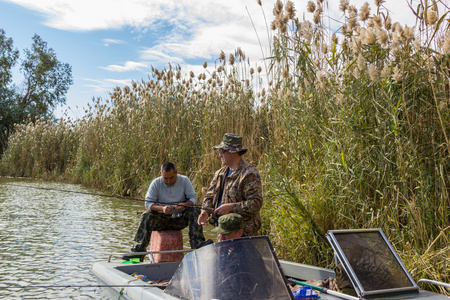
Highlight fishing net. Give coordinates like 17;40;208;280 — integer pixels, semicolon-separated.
328;229;417;297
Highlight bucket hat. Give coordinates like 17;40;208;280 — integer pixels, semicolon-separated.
213;133;247;154
212;213;243;234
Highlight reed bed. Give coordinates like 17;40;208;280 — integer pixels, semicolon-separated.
0;0;448;291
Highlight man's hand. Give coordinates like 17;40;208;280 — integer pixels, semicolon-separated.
214;203;233;215
174;200;193;211
162;205;174;214
197;210;209;226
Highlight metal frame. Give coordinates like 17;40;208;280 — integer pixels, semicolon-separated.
326;228;419;298
108;249;193;263
418;279;450;289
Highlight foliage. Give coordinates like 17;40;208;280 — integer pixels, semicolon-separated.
0;0;449;291
19;34;73;116
0;29;19;153
0;30;73;155
0;29;18;88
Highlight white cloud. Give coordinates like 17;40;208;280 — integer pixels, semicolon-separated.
104;78;132;85
149;20;265;62
4;0;249;31
139;49;184;65
101;61;148;72
103;38;126;46
5;0;165;31
83;77;132;93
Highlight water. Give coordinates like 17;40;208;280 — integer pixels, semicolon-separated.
0;178;216;299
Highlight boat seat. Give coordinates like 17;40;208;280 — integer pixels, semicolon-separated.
149;230;184;263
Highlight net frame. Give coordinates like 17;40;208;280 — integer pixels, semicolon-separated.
326;228;419;298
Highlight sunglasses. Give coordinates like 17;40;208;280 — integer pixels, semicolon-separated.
219;149;229;154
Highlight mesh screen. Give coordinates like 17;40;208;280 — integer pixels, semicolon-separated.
333;231;414;292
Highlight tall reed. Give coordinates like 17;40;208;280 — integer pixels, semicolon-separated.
259;0;449;287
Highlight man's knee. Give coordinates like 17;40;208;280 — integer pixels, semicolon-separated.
188;206;201;216
140;210;157;222
182;207;201;221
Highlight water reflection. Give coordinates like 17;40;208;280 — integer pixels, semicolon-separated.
0;178;216;299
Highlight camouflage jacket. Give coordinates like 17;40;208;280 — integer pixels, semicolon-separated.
202;159;263;236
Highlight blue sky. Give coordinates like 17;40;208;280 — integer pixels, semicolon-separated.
0;0;416;119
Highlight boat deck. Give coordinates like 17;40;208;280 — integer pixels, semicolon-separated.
92;258;450;300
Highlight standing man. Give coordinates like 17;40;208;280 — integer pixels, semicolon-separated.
197;133;263;237
125;162;211;261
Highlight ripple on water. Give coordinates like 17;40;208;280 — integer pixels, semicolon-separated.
0;179;143;299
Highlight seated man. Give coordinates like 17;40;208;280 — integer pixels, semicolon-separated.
212;213;244;241
124;162;212;260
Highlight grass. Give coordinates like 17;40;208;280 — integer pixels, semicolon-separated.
1;0;449;293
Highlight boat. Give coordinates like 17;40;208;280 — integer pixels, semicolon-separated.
91;230;450;300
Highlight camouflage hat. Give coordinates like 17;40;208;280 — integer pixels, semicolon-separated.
212;213;243;234
213;133;247;154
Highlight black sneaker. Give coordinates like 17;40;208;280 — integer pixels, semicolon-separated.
196;239;214;249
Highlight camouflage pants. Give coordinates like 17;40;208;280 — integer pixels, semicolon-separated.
131;207;205;251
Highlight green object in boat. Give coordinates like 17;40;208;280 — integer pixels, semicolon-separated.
122;257;141;264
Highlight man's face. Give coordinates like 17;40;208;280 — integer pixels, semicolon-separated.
219;149;235;166
161;169;177;186
218;229;243;242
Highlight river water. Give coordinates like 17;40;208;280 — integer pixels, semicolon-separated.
0;177;216;299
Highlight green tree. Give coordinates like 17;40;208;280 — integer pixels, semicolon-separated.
0;29;18;88
19;34;73;116
0;29;19;153
0;29;72;154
